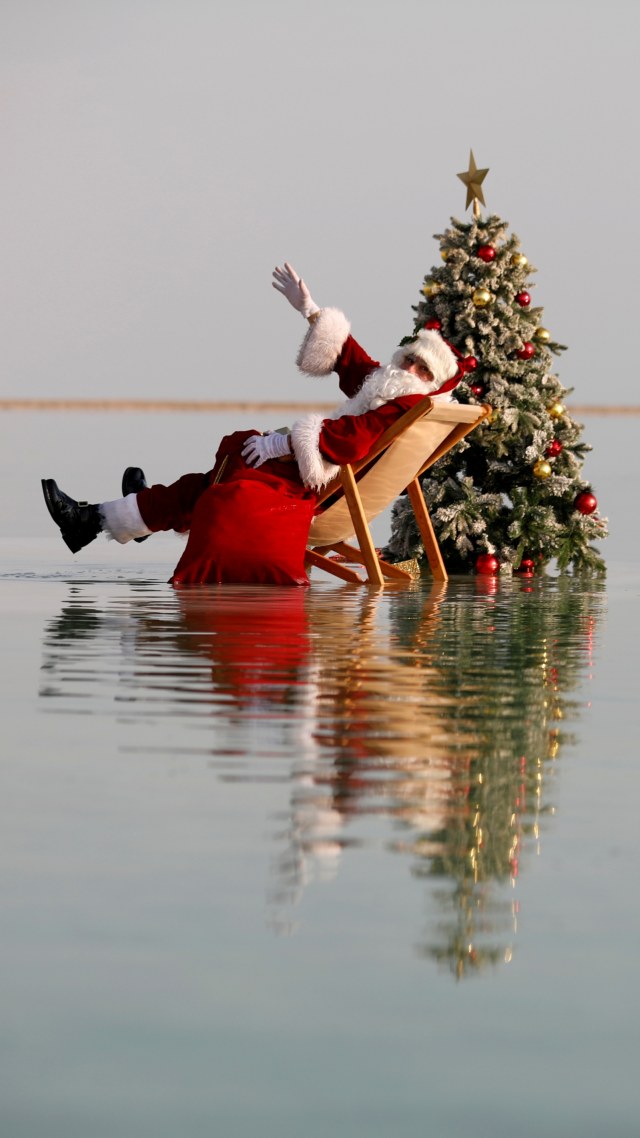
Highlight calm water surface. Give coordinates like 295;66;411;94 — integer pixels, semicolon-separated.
1;412;639;1137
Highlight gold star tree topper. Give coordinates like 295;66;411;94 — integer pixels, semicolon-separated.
457;150;489;216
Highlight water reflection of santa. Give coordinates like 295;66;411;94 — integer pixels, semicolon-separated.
171;585;469;916
117;582;467;905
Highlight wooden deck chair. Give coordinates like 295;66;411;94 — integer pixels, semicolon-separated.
305;396;490;586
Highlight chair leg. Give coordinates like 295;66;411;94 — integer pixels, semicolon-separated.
406;478;448;581
305;549;364;583
339;465;385;587
331;542;414;581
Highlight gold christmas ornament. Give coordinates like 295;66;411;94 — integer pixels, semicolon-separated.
440;249;451;262
511;253;528;268
533;459;552;479
422;282;442;298
391;558;421;579
547;401;565;420
535;327;551;342
472;288;493;308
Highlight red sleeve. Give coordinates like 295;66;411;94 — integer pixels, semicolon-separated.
318;395;423;465
334;335;381;398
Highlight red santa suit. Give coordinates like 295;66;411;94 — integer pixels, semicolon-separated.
127;309;462;586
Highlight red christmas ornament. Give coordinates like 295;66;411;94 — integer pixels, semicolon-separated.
475;553;499;575
545;439;563;458
517;342;535;360
470;383;485;398
477;244;496;263
462;355;478;372
575;491;597;515
424;319;441;330
515;291;531;307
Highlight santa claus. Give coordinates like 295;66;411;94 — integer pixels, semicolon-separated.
41;264;463;585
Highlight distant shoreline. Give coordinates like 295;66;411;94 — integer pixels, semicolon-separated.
0;399;337;413
1;399;638;415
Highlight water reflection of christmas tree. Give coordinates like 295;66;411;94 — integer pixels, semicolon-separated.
387;575;605;978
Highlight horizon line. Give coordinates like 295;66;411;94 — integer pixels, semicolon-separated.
1;398;638;416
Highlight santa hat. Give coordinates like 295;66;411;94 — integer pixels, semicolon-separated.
391;329;460;387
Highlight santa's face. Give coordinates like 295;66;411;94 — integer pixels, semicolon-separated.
402;357;434;384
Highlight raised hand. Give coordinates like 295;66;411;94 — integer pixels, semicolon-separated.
272;262;319;318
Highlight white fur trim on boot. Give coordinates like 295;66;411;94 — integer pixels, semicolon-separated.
99;494;152;544
291;412;340;491
296;308;351;376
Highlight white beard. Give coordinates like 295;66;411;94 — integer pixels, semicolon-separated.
327;364;441;419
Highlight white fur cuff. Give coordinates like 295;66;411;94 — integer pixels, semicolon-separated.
100;494;152;544
296;308;351;376
291;412;340;491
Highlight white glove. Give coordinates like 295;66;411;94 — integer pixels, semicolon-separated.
241;431;292;467
272;262;319;318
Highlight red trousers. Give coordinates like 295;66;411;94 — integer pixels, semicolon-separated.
136;472;211;533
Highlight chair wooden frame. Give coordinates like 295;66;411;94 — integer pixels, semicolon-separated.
305;396;490;586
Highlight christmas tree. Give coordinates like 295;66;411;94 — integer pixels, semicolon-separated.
384;152;607;575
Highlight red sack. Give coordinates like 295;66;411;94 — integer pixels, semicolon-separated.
170;478;316;586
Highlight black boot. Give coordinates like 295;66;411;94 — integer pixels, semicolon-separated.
41;479;103;554
121;467;149;543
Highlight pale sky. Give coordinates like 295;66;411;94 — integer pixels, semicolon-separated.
1;0;637;405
